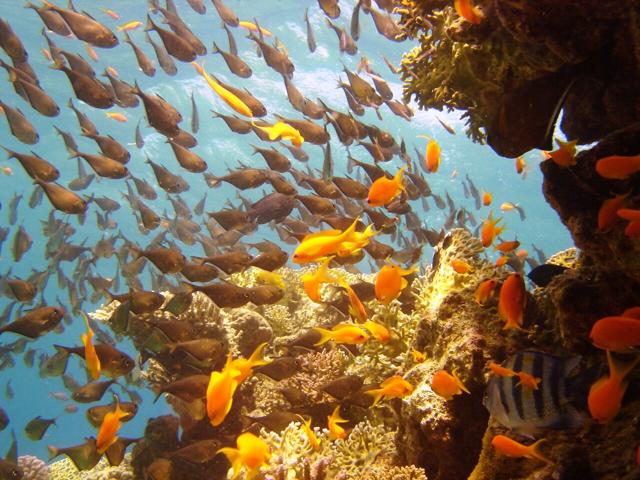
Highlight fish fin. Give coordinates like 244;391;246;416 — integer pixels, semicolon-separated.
312;327;333;346
144;14;155;31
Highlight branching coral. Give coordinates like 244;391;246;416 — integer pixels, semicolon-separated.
50;455;133;480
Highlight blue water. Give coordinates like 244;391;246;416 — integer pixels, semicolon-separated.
0;0;572;462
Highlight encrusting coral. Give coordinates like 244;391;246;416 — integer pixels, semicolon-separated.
49;455;133;480
18;455;50;480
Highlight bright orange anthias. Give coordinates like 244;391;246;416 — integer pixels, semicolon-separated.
301;257;337;302
475;279;497;304
218;432;271;480
367;166;406;207
451;259;472;274
588;350;639;423
96;396;129;455
597;192;629;232
366;375;414;405
491;435;552;464
417;135;441;173
547;138;577;167
81;314;101;380
589;316;640;352
516;372;542;390
313;323;369;346
431;369;469;400
498;273;527;330
482;191;492;206
488;361;515;377
375;261;416;304
481;211;505;248
595;154;640;180
454;0;484;24
293;218;360;264
207;354;240;427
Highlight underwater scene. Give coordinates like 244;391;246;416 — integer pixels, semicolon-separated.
0;0;639;478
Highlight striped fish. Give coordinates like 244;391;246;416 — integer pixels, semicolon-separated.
484;350;585;434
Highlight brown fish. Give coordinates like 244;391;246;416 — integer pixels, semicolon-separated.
182;281;249;308
206;169;268;190
51;61;114;109
318;0;340;19
107;290;165;315
211;110;252;134
25;3;70;36
211;0;239;26
209;73;267;117
0;99;38;144
251;145;291;172
212;41;251;78
123;31;156;77
6;278;36;302
67;98;97;135
157;6;206;56
291;170;340;198
385;99;413;120
167;338;226;367
0;18;28;62
332;176;369;199
48;438;102;471
0;306;64;339
43;1;118;48
245;285;283;305
35;179;88;214
247;31;294;79
1;146;58;181
70;149;128;179
166;139;207;173
102;69;139;108
208;209;251;230
9;74;59;117
145;15;196;62
59;49;95;78
144;32;174;76
170;440;221;464
198;251;253;274
274;115;329;144
55;342;134;378
320;375;364;399
24;415;56;441
131;175;158;201
249;193;295;224
131;82;182;136
296;194;336;215
263;170;298;195
326;18;357;55
132;246;186;274
254;356;298;380
145;157;189;193
155;374;208;402
11;226;32;262
80;131;130;164
180;262;219;283
249;248;288;272
247;410;301;432
365;5;404;41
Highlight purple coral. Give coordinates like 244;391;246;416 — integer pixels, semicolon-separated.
18;455;50;480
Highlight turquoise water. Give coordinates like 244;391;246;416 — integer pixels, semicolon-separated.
0;0;571;461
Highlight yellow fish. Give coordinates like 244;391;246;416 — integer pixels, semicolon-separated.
337;277;368;323
96;396;129;454
365;375;414;406
297;415;320;450
363;320;390;344
218;432;271;480
252;267;286;290
81;313;101;380
374;262;416;304
313;323;369;346
117;20;142;31
229;342;270;383
327;406;348;440
238;21;272;37
293;217;360;264
192;62;253;117
301;257;337;302
206;355;240;427
252;121;304;147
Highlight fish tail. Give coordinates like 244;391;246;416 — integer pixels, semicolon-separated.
312;327;333;346
364;387;383;406
528;439;553;464
204;173;220;187
211;42;220;54
67;147;80;159
144;14;155;32
47;445;59;460
180;281;196;294
0;145;14;157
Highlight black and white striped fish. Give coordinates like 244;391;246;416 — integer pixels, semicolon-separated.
484;350;587;434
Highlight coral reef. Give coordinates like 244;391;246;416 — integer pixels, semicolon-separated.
49;455;132;480
18;455;50;480
397;0;640;152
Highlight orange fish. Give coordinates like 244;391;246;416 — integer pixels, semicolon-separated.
498;273;527;330
106;112;128;123
495;256;508;267
516;372;541;390
297;415;320;450
515;156;526;175
117;20;143;31
229;342;270;383
41;48;52;62
412;349;426;363
495;240;520;253
588;350;639;423
363;320;390;344
625;220;640;238
374;262;416;304
96;396;129;454
597;192;629;232
293;218;362;264
313;323;369;346
515;248;528;258
595;155;640;180
81;314;101;380
454;0;483;24
589;316;640;352
301;257;337;303
100;8;120;19
367;166;406;207
206;355;240;427
85;43;98;62
547;139;577;167
617;208;640;221
474;279;497;304
488;361;515;377
450;259;472;274
1;166;13;176
481;211;505;248
106;66;119;78
491;435;552;464
431;369;469;400
482;191;492;206
417;136;441;173
366;375;414;406
327;405;348;440
218;432;271;480
338;278;368;323
623;306;640;319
